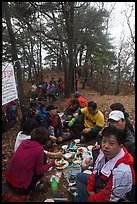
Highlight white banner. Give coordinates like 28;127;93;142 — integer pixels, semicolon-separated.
2;63;18;106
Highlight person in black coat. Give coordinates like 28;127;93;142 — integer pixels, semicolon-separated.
110;103;134;132
92;110;135;163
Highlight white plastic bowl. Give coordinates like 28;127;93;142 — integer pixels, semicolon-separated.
62;145;68;151
64;152;73;159
74;139;80;144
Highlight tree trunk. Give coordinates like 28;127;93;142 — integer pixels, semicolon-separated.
64;2;75;94
115;60;121;95
3;2;25;111
39;37;43;82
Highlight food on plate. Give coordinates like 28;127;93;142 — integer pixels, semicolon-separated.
77;147;87;153
73;159;81;164
55;158;69;169
55;158;66;166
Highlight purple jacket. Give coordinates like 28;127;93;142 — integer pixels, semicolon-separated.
5;139;54;189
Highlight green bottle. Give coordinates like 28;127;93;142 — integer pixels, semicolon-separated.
51;176;58;196
68;118;76;127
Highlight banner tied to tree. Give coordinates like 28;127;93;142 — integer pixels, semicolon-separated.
2;63;18;106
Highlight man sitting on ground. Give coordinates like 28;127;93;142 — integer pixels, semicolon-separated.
74;126;135;202
72;101;104;141
92;110;135;163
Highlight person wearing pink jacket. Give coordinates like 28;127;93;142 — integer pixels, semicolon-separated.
5;127;55;195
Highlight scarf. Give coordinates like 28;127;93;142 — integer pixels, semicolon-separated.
93;148;125;177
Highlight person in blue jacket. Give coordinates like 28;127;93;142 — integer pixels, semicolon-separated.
35;97;47;125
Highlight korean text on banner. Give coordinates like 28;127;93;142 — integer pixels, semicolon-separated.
2;64;18;106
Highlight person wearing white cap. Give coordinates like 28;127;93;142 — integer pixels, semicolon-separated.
108;110;125;121
92;110;135;161
110;103;134;132
108;110;135;159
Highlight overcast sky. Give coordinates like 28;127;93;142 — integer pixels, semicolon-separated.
42;2;135;63
107;2;135;48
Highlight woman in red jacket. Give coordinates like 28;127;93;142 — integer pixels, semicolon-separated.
74;126;135;202
5;127;55;195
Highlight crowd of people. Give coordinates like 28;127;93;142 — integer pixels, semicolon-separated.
29;77;64;104
2;89;135;202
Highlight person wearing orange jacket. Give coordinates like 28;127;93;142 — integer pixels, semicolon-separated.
74;91;87;108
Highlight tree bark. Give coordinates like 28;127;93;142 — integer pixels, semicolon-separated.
3;2;25;111
63;2;75;95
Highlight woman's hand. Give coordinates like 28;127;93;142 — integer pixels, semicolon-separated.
50;135;57;142
55;151;63;157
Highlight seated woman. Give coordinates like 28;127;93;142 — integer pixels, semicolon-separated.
14;118;39;152
74;126;135;202
14;118;63;161
5;127;56;195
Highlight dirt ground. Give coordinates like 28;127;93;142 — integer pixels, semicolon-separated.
2;84;135;202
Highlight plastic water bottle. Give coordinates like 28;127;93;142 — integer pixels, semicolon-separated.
68;118;76;127
48;126;55;136
51;176;58;197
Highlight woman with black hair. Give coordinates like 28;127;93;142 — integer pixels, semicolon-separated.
14;118;39;152
5;127;55;195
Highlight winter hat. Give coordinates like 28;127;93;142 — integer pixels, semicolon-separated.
74;91;80;98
